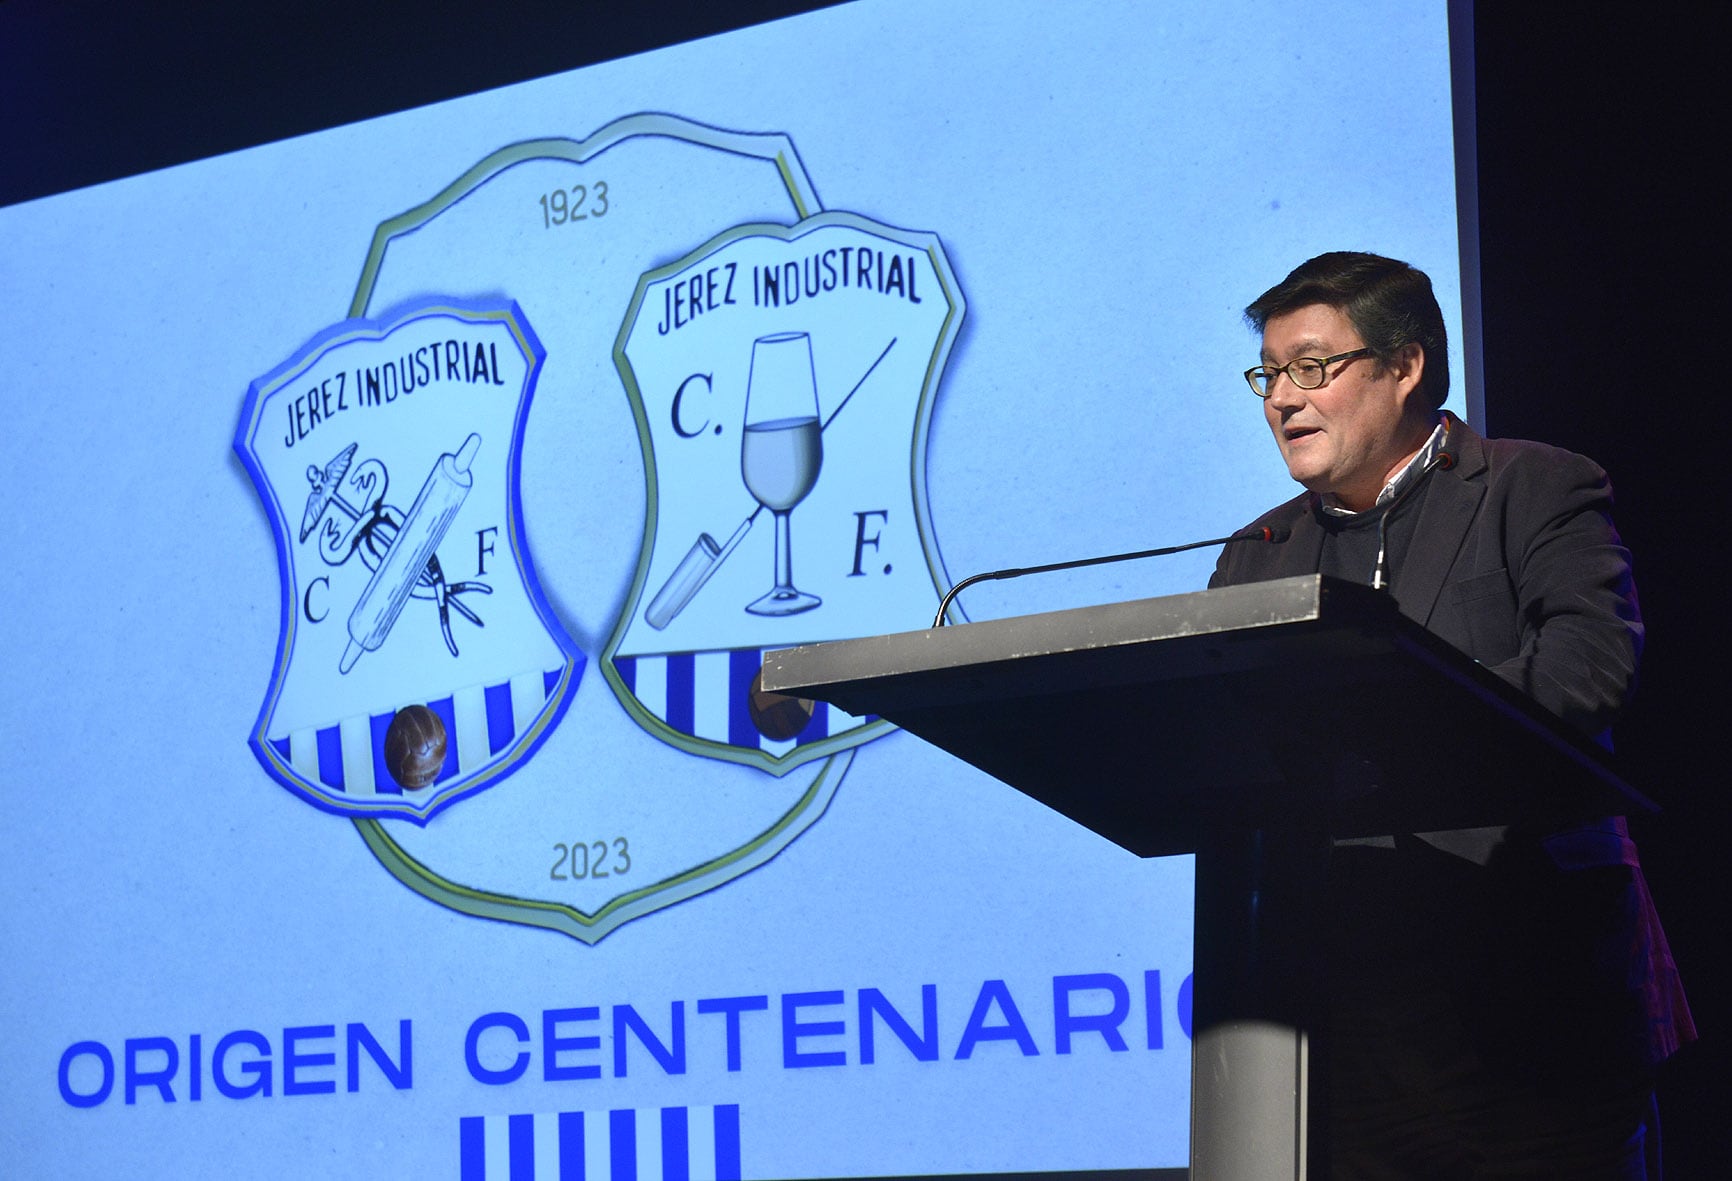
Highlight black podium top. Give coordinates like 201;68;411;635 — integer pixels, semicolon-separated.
762;575;1651;857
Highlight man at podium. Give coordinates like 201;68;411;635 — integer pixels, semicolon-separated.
1214;252;1692;1177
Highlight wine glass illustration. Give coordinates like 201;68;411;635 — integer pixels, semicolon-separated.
741;331;823;616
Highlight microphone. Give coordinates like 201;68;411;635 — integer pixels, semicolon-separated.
932;525;1291;627
1370;448;1456;590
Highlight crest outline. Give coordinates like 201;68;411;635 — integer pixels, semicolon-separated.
601;210;967;775
235;297;583;824
336;113;861;940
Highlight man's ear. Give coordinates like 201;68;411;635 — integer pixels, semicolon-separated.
1388;341;1426;410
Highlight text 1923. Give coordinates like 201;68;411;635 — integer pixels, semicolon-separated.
537;182;610;228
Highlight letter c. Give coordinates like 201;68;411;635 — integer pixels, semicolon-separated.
465;1011;530;1085
302;576;330;623
671;373;713;438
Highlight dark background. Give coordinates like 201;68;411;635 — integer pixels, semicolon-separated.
1473;8;1722;1173
3;0;1722;1172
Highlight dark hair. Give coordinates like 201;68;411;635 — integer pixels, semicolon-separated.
1245;252;1450;410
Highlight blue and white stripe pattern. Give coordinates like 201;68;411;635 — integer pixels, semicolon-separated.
458;1104;741;1180
269;667;562;799
614;650;843;753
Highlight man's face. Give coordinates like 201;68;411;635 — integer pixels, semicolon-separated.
1259;303;1426;511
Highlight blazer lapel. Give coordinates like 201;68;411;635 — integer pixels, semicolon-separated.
1401;421;1487;627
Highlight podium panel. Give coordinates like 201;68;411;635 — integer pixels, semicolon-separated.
763;575;1650;1180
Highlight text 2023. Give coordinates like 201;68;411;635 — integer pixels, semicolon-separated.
550;838;630;880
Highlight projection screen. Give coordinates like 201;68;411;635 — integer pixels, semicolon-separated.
0;1;1471;1175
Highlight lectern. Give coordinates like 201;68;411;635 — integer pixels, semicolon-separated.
761;575;1651;1180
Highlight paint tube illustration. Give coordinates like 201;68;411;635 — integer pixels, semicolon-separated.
644;509;762;629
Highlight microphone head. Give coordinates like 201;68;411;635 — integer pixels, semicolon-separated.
1232;525;1292;544
1435;450;1457;470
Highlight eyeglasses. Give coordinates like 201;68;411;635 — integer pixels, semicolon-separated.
1243;348;1373;398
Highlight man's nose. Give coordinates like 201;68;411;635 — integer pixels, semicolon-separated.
1265;373;1305;409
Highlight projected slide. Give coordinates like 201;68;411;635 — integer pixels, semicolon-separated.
232;117;968;944
0;1;1465;1177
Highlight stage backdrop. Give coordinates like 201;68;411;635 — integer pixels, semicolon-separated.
0;1;1468;1176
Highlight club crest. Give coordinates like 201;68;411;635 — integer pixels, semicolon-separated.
605;212;965;772
235;299;583;822
237;115;967;942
